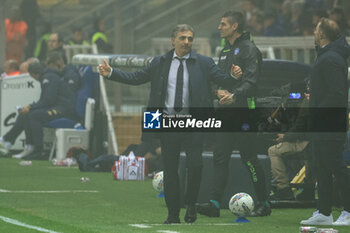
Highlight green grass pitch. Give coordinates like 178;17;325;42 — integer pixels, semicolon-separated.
0;158;347;233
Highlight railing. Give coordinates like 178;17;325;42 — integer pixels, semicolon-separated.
64;44;98;64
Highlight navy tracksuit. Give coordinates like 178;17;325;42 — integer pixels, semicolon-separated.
4;68;75;155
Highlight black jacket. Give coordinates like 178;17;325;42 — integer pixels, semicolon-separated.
217;31;262;106
108;49;234;109
30;68;75;115
63;64;81;93
308;36;350;138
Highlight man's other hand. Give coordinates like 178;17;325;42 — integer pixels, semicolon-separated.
219;91;235;105
231;64;242;78
216;89;231;99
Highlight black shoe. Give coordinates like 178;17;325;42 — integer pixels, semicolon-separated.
163;216;180;224
250;203;272;217
196;202;220;217
270;187;295;201
184;205;197;223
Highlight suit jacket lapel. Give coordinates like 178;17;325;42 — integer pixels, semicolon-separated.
159;50;173;107
186;51;198;103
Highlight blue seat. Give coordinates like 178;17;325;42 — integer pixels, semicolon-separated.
45;118;84;130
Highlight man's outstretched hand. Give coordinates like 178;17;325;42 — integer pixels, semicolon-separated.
99;60;112;77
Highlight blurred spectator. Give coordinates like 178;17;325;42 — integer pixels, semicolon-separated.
289;1;303;35
279;0;293;34
249;11;264;36
263;12;287;36
34;22;51;62
329;7;348;35
298;6;314;36
47;32;67;64
312;9;328;27
20;0;40;59
5;7;28;63
19;57;40;74
2;60;20;77
91;18;113;53
323;0;339;10
241;0;260;27
68;26;89;45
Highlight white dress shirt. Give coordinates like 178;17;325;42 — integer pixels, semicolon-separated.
164;52;190;114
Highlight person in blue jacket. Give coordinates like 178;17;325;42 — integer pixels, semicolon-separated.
0;53;75;160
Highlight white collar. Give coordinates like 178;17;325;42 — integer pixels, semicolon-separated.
173;51;190;60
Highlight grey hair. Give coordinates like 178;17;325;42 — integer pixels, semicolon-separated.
171;24;195;38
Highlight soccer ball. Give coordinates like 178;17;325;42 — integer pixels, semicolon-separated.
152;171;164;193
229;192;254;217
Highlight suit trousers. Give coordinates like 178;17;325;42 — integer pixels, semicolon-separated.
160;133;203;218
312;139;350;215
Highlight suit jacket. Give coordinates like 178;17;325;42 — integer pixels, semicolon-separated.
309;36;350;140
108;49;233;109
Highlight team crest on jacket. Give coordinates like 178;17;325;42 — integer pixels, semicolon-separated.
234;48;240;55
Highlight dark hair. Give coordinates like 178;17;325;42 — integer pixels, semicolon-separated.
171;24;195;38
318;17;340;42
222;11;245;33
28;62;43;75
46;51;64;65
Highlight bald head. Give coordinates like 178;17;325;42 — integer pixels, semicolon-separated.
314;18;341;47
4;60;19;74
318;18;340;42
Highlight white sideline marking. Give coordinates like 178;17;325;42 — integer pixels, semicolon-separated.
0;215;61;233
149;223;239;226
157;231;180;233
129;224;152;229
0;189;98;193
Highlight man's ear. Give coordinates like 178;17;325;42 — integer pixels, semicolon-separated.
232;22;238;31
171;38;175;47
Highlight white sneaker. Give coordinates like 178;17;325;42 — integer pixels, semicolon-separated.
333;210;350;226
0;140;10;156
300;211;333;225
12;145;34;159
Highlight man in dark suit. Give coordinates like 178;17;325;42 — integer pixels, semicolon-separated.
99;24;235;224
300;18;350;226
